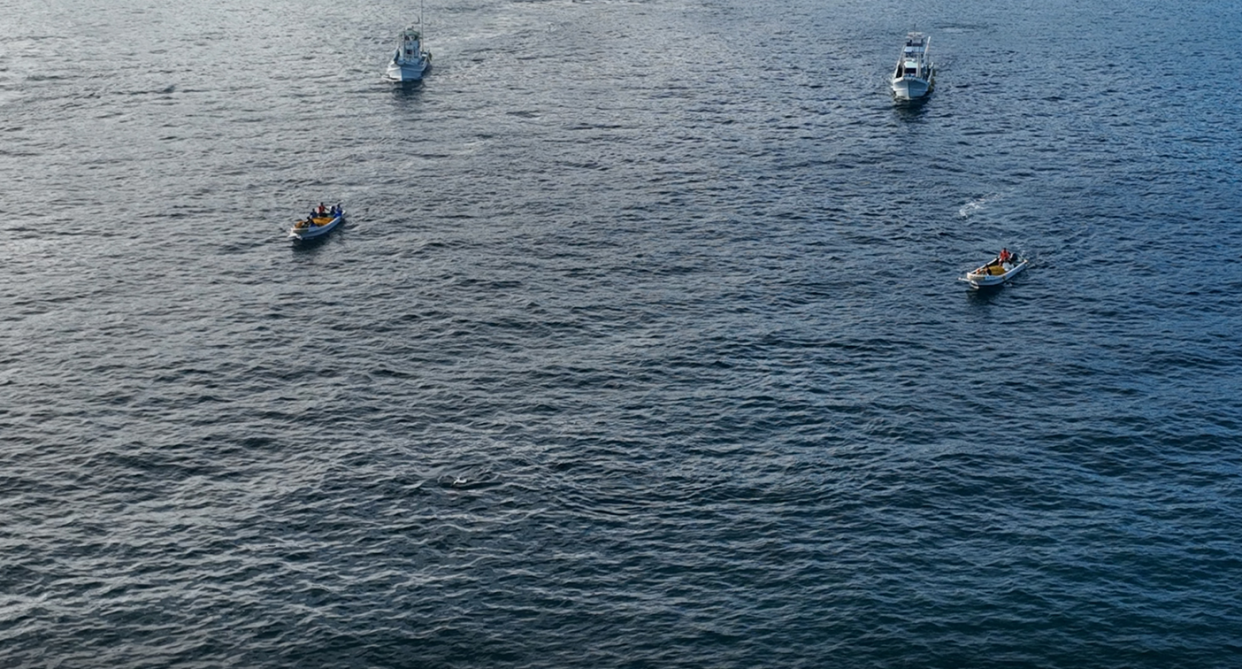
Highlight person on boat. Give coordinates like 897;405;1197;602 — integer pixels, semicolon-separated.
318;203;327;216
999;248;1011;264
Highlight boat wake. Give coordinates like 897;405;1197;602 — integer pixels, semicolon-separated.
958;192;1003;218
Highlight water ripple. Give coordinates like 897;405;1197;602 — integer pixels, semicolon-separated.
2;0;1241;666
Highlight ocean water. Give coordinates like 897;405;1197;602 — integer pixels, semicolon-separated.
2;0;1241;666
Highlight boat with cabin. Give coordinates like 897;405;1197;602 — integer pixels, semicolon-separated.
385;25;432;81
891;32;934;100
960;249;1028;289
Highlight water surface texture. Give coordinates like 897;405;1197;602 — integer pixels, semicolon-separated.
3;0;1241;666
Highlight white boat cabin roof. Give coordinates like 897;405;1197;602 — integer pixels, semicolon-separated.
902;33;929;54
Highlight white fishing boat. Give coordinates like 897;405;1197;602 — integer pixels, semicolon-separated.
891;32;934;100
960;250;1028;289
385;25;432;82
289;205;344;241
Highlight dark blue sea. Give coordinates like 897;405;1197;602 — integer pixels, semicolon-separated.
3;0;1241;666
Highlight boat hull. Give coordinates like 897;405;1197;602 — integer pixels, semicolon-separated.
891;75;932;100
386;59;430;82
290;214;343;241
961;260;1028;289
